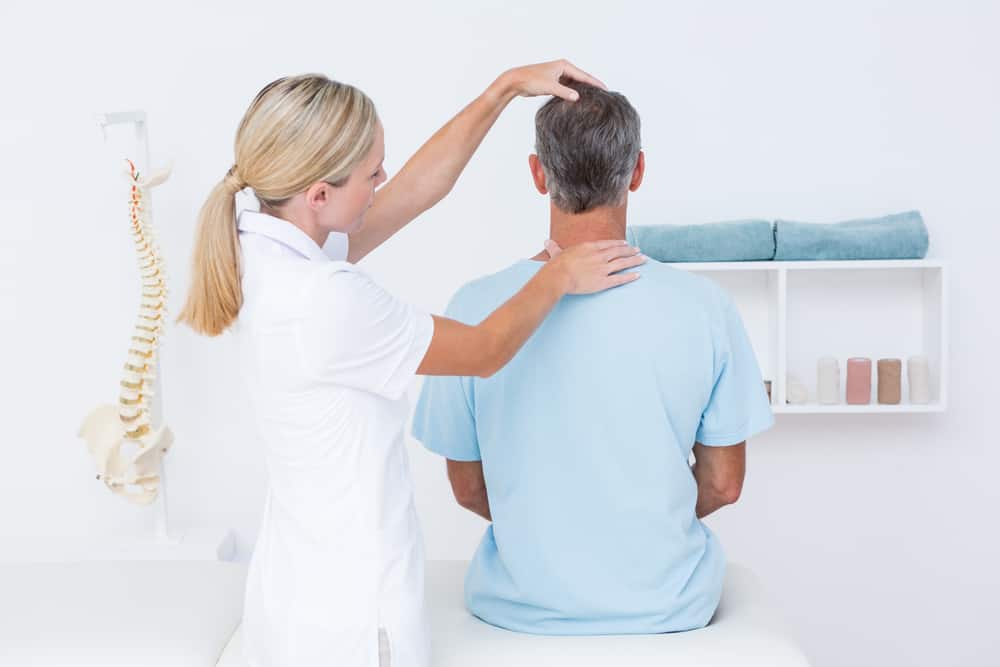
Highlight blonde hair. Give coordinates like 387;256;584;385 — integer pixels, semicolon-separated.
177;74;379;336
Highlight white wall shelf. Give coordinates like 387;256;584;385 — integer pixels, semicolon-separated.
667;259;949;415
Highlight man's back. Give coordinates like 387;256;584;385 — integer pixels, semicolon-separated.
413;257;774;635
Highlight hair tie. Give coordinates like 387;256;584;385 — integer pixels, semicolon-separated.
224;165;246;192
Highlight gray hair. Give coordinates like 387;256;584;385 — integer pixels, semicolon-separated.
534;82;641;214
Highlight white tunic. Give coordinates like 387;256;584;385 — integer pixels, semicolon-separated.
234;210;435;667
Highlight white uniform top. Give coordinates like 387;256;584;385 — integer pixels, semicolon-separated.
234;209;435;667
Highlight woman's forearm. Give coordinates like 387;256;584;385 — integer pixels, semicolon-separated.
417;260;570;378
400;72;519;205
347;72;518;262
417;240;641;378
473;261;571;377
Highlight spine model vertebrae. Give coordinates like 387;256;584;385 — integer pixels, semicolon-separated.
78;159;174;505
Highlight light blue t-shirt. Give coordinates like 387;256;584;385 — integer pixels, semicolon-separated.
412;258;774;635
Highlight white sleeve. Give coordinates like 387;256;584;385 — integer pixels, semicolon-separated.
298;266;435;400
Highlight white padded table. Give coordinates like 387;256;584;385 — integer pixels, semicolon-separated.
218;560;810;666
0;560;246;666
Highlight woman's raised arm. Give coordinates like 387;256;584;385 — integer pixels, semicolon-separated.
347;60;606;263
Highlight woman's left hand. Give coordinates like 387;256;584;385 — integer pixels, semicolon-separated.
501;59;607;101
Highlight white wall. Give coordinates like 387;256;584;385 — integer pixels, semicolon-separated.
2;2;998;665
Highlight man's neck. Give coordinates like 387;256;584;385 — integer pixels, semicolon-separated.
530;202;628;261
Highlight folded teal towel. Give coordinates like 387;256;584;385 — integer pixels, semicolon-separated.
774;210;928;260
625;220;775;262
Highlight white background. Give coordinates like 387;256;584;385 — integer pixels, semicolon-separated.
2;2;998;665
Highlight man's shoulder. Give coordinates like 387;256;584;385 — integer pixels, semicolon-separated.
631;260;729;302
445;258;731;322
446;261;539;321
627;261;737;336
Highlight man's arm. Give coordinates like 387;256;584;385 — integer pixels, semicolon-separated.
691;441;746;518
446;459;491;521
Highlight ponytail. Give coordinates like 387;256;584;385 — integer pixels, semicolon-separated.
177;74;377;337
176;169;245;336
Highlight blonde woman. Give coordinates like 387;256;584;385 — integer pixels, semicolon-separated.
178;61;645;667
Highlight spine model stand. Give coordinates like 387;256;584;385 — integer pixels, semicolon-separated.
78;159;173;505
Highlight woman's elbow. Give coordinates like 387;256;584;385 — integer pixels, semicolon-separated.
477;365;500;379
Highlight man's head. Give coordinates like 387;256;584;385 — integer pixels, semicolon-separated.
530;82;643;214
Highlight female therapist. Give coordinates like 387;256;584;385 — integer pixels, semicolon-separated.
178;61;644;667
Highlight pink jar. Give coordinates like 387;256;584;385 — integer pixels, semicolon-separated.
846;357;872;405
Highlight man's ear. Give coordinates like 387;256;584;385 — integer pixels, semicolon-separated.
528;154;548;195
629;151;645;192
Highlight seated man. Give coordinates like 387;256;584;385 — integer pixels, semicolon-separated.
412;82;774;635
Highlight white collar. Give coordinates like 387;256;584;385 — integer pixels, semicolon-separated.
237;209;347;262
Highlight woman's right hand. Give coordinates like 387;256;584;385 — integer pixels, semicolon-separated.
500;59;607;102
543;239;645;295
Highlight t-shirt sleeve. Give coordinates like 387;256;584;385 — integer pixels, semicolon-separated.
299;266;434;401
695;293;775;446
410;290;481;461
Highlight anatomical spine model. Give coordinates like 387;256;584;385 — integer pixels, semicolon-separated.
78;159;174;505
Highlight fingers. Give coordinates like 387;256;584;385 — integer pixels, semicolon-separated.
606;254;647;274
600;244;642;262
589;239;631;251
603;272;641;288
559;60;608;91
552;84;580;102
544;239;563;257
510;60;606;100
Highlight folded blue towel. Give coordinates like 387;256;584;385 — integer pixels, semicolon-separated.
774;210;928;260
626;220;775;262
